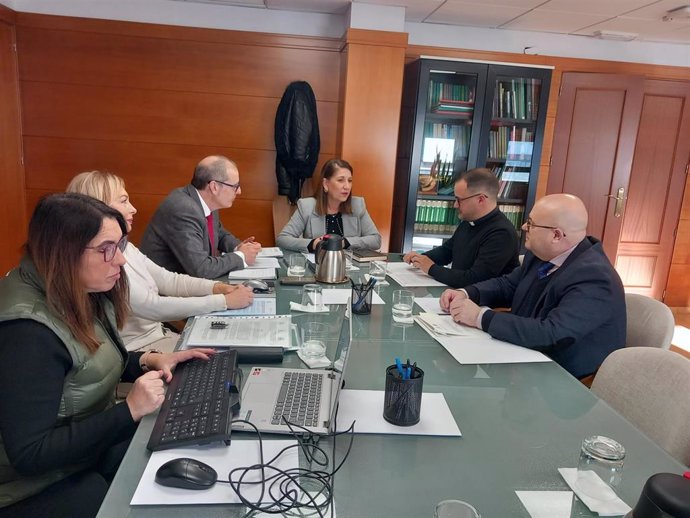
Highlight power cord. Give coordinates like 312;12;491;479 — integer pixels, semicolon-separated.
221;416;356;518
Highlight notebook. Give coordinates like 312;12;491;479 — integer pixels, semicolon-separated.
351;249;387;262
232;311;352;435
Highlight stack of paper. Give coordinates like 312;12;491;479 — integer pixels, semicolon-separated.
184;315;292;349
228;268;276;280
386;262;445;287
257;247;283;258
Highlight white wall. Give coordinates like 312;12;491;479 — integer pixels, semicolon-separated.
6;0;690;67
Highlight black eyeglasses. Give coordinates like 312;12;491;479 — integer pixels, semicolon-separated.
86;235;128;262
454;192;485;204
524;218;566;236
215;179;241;191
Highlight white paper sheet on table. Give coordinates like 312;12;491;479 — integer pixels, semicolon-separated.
515;491;572;518
386;262;445;287
131;440;299;505
302;253;315;264
208;298;277;316
416;313;552;364
335;389;461;436
559;468;632;516
245;257;280;269
228;268;277;280
322;289;385;305
257;247;283;258
414;297;444;314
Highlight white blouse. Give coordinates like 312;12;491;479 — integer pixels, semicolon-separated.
120;243;227;351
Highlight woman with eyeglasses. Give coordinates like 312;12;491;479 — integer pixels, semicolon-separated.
0;193;213;517
67;171;254;353
276;158;382;252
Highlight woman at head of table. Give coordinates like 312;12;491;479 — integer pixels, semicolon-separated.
276;158;382;253
0;193;214;518
67;171;253;353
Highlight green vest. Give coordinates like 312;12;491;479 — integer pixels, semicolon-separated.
0;258;127;508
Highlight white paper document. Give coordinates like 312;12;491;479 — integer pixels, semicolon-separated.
559;468;631;516
386;262;445;287
302;253;315;264
184;315;292;348
208;298;277;316
228;268;277;280
414;297;444;314
335;389;461;436
257;247;283;258
131;440;299;505
415;313;551;365
515;491;572;518
246;257;280;269
322;289;385;305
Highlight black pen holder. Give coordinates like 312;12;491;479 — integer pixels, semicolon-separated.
383;364;424;426
351;284;373;315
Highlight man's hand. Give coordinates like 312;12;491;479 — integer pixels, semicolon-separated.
449;298;481;328
403;251;421;264
410;254;434;274
440;289;467;312
224;285;254;309
237;241;261;265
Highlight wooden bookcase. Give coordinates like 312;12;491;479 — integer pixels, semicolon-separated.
392;58;551;252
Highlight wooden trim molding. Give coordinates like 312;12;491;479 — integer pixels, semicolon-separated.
0;3;16;24
342;28;408;50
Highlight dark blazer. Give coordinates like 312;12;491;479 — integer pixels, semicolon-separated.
465;237;626;378
140;184;243;279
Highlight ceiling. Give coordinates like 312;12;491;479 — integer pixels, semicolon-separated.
172;0;690;44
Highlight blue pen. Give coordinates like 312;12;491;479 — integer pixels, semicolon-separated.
406;367;412;380
395;357;405;378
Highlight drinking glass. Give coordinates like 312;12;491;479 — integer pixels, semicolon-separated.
392;289;414;323
288;254;307;277
302;322;328;359
301;284;323;311
434;500;481;518
571;435;625;517
369;260;388;283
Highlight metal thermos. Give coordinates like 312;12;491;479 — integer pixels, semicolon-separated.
314;235;346;284
624;472;690;518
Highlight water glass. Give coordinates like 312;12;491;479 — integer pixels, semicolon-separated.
392;289;414;323
369;260;388;282
287;254;307;277
301;284;323;311
434;500;481;518
302;322;328;359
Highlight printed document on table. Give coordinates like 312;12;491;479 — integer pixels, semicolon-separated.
415;312;551;364
131;440;298;505
302;253;316;264
414;297;444;314
322;289;385;305
208;297;276;316
245;257;280;269
336;389;461;436
228;268;276;280
184;315;291;348
257;247;283;258
386;262;445;287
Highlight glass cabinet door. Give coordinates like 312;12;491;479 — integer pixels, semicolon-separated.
410;64;486;252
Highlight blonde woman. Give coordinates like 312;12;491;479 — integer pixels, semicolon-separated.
67;171;253;352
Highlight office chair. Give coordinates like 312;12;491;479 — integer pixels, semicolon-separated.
591;347;690;467
625;293;675;349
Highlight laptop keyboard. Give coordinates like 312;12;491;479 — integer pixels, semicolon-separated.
271;371;323;427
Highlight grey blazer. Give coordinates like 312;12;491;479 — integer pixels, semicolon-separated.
276;197;382;252
140;184;244;279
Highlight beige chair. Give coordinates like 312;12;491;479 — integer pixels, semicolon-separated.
625;293;675;349
591;347;690;466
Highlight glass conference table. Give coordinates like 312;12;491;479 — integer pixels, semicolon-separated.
97;255;687;518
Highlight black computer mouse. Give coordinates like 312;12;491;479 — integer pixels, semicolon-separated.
155;458;218;490
242;279;270;293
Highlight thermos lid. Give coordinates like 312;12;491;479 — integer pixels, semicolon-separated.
629;473;690;518
320;234;344;251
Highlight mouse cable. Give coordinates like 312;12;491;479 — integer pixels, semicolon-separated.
221;418;355;517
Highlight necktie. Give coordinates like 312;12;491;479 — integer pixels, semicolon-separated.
537;261;554;280
206;214;216;256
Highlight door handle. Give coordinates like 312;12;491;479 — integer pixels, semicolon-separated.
604;187;626;218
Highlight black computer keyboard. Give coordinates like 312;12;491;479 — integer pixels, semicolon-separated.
147;350;242;451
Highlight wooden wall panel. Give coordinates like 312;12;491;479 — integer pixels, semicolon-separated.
16;15;341;249
0;15;26;274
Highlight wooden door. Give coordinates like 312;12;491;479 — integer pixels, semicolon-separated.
615;80;690;299
547;73;644;259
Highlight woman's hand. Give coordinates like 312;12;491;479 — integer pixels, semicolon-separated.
224;285;254;309
144;348;216;383
126;370;166;422
212;282;237;295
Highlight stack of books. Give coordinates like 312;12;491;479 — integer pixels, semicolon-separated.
351;249;387;262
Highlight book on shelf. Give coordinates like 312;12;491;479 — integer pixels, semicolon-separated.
498;204;525;233
351;249;387;262
428;80;475;109
414;199;458;234
493;77;541;121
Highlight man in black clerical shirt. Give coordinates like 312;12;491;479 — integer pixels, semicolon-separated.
403;168;519;288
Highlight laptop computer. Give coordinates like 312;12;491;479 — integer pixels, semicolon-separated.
232;312;352;435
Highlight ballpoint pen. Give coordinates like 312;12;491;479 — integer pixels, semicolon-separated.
395;357;405;378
